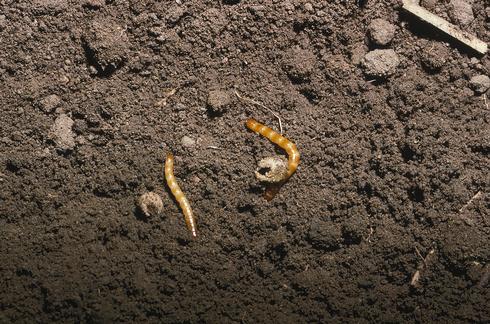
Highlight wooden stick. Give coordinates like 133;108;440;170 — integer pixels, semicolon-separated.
402;0;487;55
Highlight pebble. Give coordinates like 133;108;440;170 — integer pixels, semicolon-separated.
39;94;61;113
361;49;400;78
50;114;75;150
207;90;231;115
367;19;396;46
137;192;163;218
450;0;474;26
469;75;490;94
181;136;196;148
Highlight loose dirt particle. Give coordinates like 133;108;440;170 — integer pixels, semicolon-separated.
82;18;129;75
361;49;400;78
307;219;342;251
283;47;316;83
181;136;196;148
50;114;75;151
367;19;396;46
420;42;449;72
137;192;163;218
39;94;61;113
207;90;231;115
83;0;104;9
469;75;490;94
420;0;437;10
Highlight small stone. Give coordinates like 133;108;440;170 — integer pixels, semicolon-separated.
138;192;163;218
181;136;196;148
367;19;396;46
469;75;490;94
283;47;316;83
450;0;474;26
361;49;400;78
255;157;288;183
39;94;61;113
207;90;231;116
50;114;75;150
420;42;449;72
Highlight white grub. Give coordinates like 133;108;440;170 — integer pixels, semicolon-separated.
138;192;163;217
255;156;288;183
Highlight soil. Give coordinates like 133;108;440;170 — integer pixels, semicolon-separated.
1;0;489;323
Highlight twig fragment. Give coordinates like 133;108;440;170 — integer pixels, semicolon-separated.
234;90;283;134
459;191;483;213
410;248;436;287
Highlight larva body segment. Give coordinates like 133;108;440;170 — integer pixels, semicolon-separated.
246;118;300;200
165;153;197;237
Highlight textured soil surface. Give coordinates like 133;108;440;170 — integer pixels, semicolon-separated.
1;0;489;323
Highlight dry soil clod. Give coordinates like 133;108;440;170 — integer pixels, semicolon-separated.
361;49;400;78
207;90;231;115
367;19;396;46
50;114;75;151
39;94;61;113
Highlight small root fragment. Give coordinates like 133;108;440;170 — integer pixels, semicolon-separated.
234;89;283;134
410;248;436;287
459;191;483;213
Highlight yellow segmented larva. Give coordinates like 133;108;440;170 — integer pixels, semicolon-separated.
246;118;300;200
165;153;197;237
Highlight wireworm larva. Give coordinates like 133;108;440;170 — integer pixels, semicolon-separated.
165;153;197;237
246;118;300;200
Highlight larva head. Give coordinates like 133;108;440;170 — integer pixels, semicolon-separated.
165;152;174;165
246;118;259;130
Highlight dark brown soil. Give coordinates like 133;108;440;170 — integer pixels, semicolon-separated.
1;0;489;323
